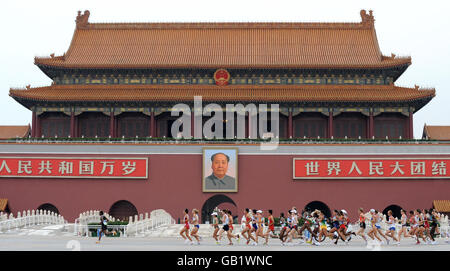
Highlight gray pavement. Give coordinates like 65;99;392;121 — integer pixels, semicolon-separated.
1;235;449;251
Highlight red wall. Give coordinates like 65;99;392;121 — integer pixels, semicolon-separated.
1;153;449;222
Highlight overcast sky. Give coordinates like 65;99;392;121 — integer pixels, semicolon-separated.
1;0;449;138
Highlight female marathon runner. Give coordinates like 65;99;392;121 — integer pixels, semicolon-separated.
180;209;193;244
227;210;240;244
217;210;232;245
385;210;399;245
190;209;201;245
266;210;277;239
211;212;220;244
278;212;288;242
367;209;384;243
397;209;410;242
356;208;368;244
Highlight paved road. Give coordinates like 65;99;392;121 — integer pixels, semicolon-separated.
0;235;449;251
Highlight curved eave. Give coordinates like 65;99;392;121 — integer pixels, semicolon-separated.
34;58;412;71
10;85;435;113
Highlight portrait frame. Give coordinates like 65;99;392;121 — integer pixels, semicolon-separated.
202;147;238;193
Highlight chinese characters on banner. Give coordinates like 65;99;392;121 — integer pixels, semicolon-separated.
0;157;148;179
293;158;450;179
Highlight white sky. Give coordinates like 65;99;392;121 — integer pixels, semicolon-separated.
1;0;449;138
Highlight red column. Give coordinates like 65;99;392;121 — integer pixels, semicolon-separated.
328;112;333;138
288;110;293;138
191;109;194;138
245;114;249;138
74;114;78;138
36;113;41;137
246;112;252;138
151;111;156;137
409;111;414;139
31;111;36;137
149;111;153;137
70;112;75;138
369;111;374;139
110;112;115;137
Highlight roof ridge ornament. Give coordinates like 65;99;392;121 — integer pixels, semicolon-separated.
360;9;375;27
76;10;90;29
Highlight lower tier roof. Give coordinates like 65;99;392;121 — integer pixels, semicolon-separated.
10;84;434;109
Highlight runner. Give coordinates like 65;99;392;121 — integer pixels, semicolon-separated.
335;210;350;245
429;209;438;245
415;209;427;244
217;210;233;245
278;212;288;243
341;210;355;241
397;209;411;242
367;209;384;243
190;209;201;245
96;211;117;244
266;210;277;239
227;210;240;244
423;209;433;244
316;211;328;244
211;212;220;244
385;210;400;245
255;210;267;245
327;210;341;241
241;208;256;245
250;209;259;245
281;210;292;245
298;210;317;244
356;208;368;244
285;209;298;245
179;209;193;244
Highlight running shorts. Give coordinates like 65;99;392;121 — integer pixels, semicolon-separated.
223;224;229;231
360;222;366;229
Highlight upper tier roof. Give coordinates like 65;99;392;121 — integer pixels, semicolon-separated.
34;10;411;70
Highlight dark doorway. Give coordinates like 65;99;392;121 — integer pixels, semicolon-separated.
201;194;237;223
109;200;138;221
382;204;403;219
37;203;59;214
304;201;331;218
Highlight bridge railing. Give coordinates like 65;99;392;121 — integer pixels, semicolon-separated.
125;209;176;237
0;210;66;233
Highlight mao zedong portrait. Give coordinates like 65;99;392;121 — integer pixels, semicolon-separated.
204;152;236;191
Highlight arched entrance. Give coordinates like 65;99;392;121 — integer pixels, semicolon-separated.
109;200;138;221
304;201;331;218
201;194;237;223
37;203;59;214
382;204;403;219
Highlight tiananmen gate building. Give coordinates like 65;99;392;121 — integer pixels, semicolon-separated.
2;10;449;222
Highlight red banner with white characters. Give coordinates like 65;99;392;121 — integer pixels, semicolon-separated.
293;158;450;179
0;157;148;179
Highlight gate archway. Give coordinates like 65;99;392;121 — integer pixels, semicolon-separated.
382;204;403;219
201;194;237;223
304;201;331;218
37;203;59;214
109;200;138;221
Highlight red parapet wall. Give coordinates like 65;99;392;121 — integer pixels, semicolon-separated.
1;152;449;222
